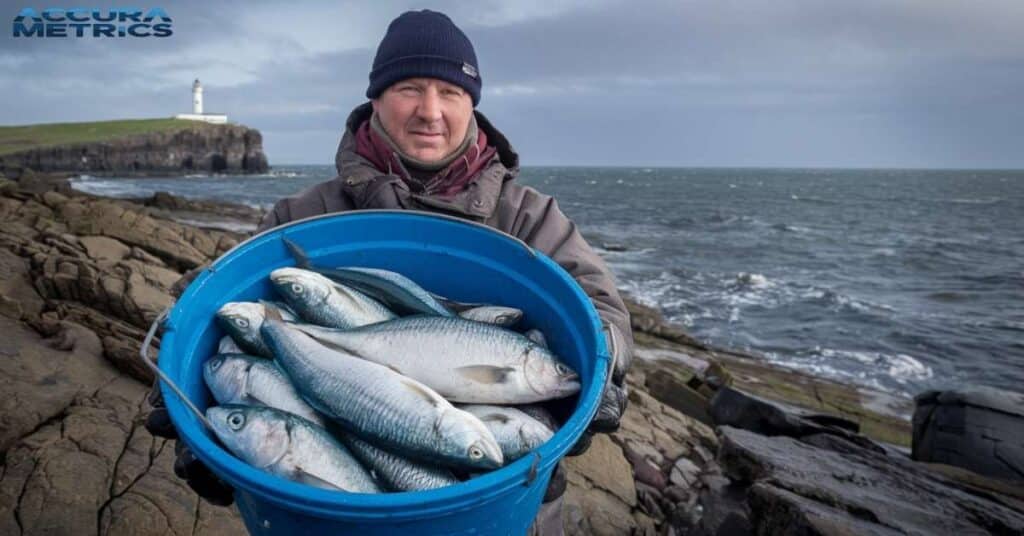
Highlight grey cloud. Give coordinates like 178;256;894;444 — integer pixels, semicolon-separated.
0;0;1022;167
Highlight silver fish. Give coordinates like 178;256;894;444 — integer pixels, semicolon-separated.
261;318;503;469
203;353;325;427
516;404;560;432
207;405;380;493
293;316;580;404
216;301;298;358
270;267;396;329
458;405;554;463
282;238;453;317
341;434;459;492
458;306;523;327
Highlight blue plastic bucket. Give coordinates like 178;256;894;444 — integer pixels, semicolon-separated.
159;210;610;535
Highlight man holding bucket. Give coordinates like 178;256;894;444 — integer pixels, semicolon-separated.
147;9;634;534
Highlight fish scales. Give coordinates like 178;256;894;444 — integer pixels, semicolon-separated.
207;405;380;493
261;318;503;469
293;315;580;404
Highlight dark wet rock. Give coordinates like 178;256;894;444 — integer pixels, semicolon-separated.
144;190;263;223
692;470;753;536
709;426;1024;535
135;191;264;233
709;386;869;447
913;387;1024;481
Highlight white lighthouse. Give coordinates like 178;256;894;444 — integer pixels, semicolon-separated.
192;78;203;114
175;78;227;124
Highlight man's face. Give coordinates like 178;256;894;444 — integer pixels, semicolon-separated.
372;78;474;163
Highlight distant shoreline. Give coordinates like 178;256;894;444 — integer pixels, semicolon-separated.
0;118;269;177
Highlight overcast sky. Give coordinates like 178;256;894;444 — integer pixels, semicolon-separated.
2;0;1022;168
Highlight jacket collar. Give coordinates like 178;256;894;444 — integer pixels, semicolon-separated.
334;102;520;219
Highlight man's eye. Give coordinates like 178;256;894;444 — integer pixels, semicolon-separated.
399;86;420;94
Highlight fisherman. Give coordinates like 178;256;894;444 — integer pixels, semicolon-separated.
146;9;633;534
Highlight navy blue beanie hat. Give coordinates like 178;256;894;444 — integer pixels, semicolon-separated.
366;10;481;106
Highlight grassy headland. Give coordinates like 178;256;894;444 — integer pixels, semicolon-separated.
0;118;214;155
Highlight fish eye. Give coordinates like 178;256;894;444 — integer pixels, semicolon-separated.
227;412;246;430
236;318;249;328
290;283;303;294
555;363;569;375
209;357;223;370
469;446;483;460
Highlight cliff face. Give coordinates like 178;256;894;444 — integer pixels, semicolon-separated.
0;122;269;176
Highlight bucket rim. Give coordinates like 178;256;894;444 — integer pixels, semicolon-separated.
160;210;610;519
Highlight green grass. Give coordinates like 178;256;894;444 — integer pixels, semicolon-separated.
0;118;216;155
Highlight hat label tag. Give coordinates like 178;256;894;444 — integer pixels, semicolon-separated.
462;62;478;79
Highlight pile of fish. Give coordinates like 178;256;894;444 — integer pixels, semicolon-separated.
202;239;580;493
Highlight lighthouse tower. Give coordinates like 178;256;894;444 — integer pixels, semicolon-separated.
175;78;227;124
192;78;203;114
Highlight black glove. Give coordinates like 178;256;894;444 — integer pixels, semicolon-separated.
566;322;631;456
542;462;567;503
145;382;235;506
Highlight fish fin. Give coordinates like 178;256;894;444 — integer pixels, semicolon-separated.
283;237;312;268
454;365;516;384
430;292;482;313
481;413;511;424
525;329;548;348
293;466;345;491
263;301;284;322
258;299;296;322
402;379;444;407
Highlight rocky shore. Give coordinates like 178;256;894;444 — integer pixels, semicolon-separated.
0;173;1020;535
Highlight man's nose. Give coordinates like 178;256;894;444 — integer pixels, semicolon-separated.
416;88;443;123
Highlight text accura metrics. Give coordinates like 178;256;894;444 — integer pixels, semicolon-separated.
12;7;173;38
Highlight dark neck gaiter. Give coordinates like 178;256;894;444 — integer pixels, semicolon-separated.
354;112;497;198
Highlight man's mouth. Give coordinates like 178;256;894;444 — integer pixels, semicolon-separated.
411;131;442;138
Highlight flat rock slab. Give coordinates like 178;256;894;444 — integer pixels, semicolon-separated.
0;373;246;536
715;426;1024;535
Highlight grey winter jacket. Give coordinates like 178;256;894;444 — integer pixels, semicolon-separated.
257;103;633;379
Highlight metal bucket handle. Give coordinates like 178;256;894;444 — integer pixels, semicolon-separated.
140;304;214;432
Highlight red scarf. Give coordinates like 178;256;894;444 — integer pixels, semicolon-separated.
354;119;497;198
